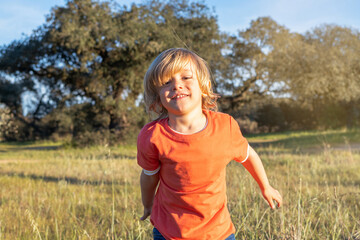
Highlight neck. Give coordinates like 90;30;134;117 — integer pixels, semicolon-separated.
168;109;206;134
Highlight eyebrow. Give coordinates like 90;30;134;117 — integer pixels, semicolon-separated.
181;73;193;77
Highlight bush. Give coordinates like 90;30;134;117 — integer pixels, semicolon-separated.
0;106;18;141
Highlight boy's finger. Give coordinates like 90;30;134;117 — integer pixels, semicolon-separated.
274;191;283;207
140;210;151;221
266;197;275;209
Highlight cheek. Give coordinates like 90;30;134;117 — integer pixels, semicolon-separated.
160;87;170;97
158;90;169;104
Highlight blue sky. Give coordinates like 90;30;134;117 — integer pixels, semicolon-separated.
0;0;359;46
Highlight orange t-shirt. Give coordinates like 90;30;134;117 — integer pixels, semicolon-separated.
137;110;249;239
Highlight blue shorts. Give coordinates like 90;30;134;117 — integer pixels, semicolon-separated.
153;227;236;240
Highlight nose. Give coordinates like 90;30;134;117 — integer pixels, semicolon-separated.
172;79;183;91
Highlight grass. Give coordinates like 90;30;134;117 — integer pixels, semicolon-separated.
0;129;359;239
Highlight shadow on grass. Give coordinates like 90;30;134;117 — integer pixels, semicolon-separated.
111;154;136;160
0;171;125;186
0;145;136;160
6;146;61;151
0;142;62;152
249;130;360;151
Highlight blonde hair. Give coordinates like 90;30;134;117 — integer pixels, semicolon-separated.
144;48;218;119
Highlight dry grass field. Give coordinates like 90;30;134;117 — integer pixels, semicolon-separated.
0;129;359;239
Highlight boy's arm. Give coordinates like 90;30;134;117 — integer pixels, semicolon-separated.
242;146;283;209
140;170;160;220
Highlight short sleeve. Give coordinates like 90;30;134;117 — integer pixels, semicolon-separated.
230;116;249;163
137;126;160;171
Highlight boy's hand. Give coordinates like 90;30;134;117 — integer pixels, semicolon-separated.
140;207;152;221
261;186;283;209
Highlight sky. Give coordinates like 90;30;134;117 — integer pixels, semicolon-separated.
0;0;359;46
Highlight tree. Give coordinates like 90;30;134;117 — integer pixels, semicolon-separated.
269;24;360;104
0;74;48;140
0;0;224;143
266;24;360;128
218;17;292;114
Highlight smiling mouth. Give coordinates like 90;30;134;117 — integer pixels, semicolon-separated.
172;94;189;100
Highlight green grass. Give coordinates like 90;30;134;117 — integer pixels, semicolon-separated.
0;129;359;239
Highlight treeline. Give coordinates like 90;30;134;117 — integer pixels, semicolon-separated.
0;0;359;145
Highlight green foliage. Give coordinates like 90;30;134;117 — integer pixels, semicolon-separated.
268;24;360;104
255;99;360;131
0;106;18;141
0;105;42;141
240;20;360;131
218;17;294;114
255;102;285;132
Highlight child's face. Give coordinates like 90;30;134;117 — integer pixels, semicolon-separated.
158;62;203;118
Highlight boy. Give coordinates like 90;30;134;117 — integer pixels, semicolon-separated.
137;48;282;239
